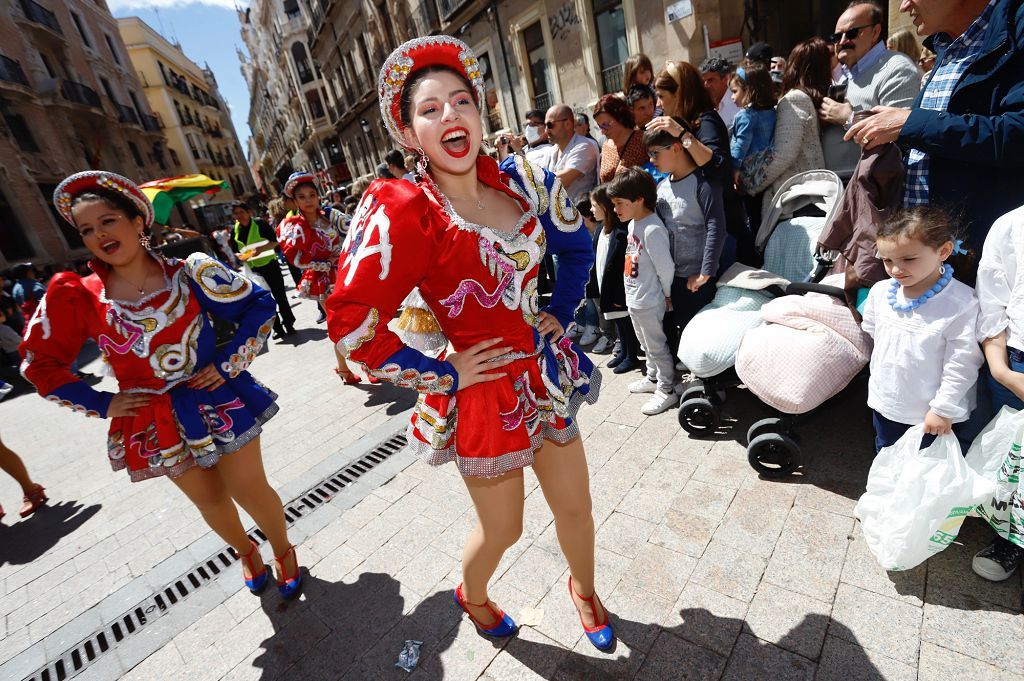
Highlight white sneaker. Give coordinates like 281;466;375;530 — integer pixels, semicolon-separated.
641;390;678;415
579;326;599;346
592;336;610;353
567;324;583;339
629;377;658;394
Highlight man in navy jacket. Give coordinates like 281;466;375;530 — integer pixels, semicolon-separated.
846;0;1024;253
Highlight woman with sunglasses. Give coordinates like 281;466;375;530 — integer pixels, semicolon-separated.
327;36;612;650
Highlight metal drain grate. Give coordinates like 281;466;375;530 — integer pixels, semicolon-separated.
24;431;408;681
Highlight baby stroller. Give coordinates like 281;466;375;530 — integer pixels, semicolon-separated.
735;274;871;477
677;170;844;436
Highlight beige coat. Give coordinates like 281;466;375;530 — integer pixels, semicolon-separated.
752;88;826;222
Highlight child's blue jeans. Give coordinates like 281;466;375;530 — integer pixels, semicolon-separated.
988;346;1024;412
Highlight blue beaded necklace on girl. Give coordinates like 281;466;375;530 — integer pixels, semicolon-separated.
887;264;954;311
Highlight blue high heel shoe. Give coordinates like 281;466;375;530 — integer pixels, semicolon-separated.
238;540;268;594
453;583;518;637
569;576;614;651
273;545;303;600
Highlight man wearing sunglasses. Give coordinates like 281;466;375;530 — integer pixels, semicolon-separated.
532;104;599;203
819;1;921;180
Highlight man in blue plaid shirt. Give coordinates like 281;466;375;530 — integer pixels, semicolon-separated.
845;0;1024;256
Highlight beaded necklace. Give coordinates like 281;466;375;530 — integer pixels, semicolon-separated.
887;265;953;311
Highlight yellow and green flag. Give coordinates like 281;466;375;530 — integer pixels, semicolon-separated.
139;174;228;225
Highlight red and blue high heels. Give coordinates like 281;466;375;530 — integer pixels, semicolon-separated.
273;545;303;599
453;583;518;637
569;576;614;651
238;540;268;594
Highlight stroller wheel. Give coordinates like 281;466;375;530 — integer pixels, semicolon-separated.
681;385;706;403
746;417;783;444
678;398;719;436
747;432;800;478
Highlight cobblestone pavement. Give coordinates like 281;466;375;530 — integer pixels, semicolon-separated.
1;287;1022;680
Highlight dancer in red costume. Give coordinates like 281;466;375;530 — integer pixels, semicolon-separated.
20;172;302;599
276;172;361;383
326;37;613;649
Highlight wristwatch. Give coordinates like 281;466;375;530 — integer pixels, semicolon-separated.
682;134;693;149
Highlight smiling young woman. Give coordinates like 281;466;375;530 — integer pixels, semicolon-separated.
325;36;613;650
19;171;302;599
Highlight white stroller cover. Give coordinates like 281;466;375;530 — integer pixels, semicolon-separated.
735;274;871;414
678;285;774;378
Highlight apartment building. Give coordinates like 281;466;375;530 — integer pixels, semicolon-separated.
118;16;255;227
0;0;167;268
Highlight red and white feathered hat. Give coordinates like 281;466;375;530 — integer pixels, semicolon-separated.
53;171;155;229
377;36;486;149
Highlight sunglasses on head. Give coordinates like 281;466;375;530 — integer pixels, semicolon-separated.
827;22;878;45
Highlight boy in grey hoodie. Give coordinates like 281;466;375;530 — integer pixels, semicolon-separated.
607;168;678;416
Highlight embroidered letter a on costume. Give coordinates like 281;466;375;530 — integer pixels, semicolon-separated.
341;191;393;286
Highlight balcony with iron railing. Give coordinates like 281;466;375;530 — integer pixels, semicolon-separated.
437;0;472;20
601;62;625;95
18;0;63;36
141;113;161;131
61;79;102;109
533;91;552;112
0;55;30;89
116;103;139;125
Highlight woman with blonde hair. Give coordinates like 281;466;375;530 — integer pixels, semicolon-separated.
887;28;922;65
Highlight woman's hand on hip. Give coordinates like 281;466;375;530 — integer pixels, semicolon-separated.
536;312;565;341
448;338;514;390
108;393;151;418
188;364;227;391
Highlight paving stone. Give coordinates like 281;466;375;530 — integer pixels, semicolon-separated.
606;580;675;653
120;641;187;681
500;544;571;602
556;633;646;680
793;476;861;518
657;430;716;465
840;528;925;606
480;625;569;681
595;512;656;560
668;479;737;522
649;508;719;558
396;544;459;597
619;542;696;603
917;641;1021;681
744;582;831;660
920;588;1024;674
410;618;506;680
714;489;792;558
663;582;748;655
763;507;854;602
831;583;922;665
635;630;728;680
691;454;752;489
815;634;917;681
690;539;768;602
721;633;816;681
923;518;1024;612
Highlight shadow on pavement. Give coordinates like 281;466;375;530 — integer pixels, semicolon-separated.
0;500;101;566
275;326;329;347
241;570;892;680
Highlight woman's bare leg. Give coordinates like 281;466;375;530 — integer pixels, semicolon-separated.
0;436;37;494
214;438;292;560
460;468;526;626
531;436;605;626
170;465;252;564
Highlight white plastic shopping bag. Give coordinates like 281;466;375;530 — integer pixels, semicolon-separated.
966;407;1024;547
855;425;996;570
239;263;270;292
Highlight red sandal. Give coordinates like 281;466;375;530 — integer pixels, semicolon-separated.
568;576;615;650
334;367;362;384
19;484;48;517
273;545;303;599
238;539;268;594
453;583;517;637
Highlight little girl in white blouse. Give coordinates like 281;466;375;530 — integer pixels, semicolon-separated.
861;207;984;454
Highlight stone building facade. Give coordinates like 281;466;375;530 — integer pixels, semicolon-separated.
0;0;167;268
117;16;255;227
248;0;913;186
239;0;348;197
